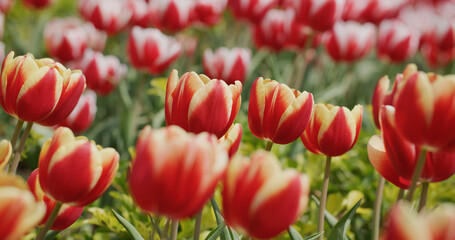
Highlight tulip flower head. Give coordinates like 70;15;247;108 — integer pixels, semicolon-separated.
23;0;55;8
0;139;11;171
248;77;314;144
377;20;420;63
223;150;310;239
129;125;228;219
58;90;97;134
38;127;119;206
288;0;346;32
219;123;242;158
0;0;13;12
203;47;251;85
0;52;86;126
194;0;228;26
228;0;278;23
149;0;195;32
79;0;133;35
165;70;242;139
129;0;153;28
371;73;402;129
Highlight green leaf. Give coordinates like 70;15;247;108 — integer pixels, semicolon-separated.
210;197;232;240
327;200;362;240
44;230;60;240
311;194;338;228
112;209;144;240
204;222;227;240
303;232;324;240
288;226;304;240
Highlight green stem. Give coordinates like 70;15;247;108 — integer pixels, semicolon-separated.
162;219;170;240
372;177;386;240
5;120;24;173
405;149;427;202
265;141;273;151
170;220;179;240
35;202;62;240
396;188;405;202
318;156;332;240
193;209;203;240
418;182;429;212
10;122;33;175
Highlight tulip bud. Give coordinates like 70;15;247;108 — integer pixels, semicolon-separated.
371;74;402;129
301;104;363;156
79;0;132;35
219;123;242;158
58;90;97;134
22;0;55;8
194;0;227;26
165;70;242;139
127;26;182;74
0;175;46;240
377;20;420;63
128;0;152;28
223;150;310;239
248;77;313;144
38;127;119;206
27;169;84;231
290;0;345;32
0;52;86;126
129;125;228;219
149;0;195;32
228;0;278;23
0;139;12;171
203;47;251;85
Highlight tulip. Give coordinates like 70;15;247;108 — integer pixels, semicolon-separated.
0;52;86;126
22;0;55;8
128;0;152;28
165;70;242;139
288;0;345;32
127;26;182;74
83;22;107;52
38;127;119;206
324;21;376;62
78;0;132;35
0;139;11;171
177;34;198;57
194;0;227;26
58;90;97;134
71;50;127;96
377;20;420;63
0;11;4;39
371;74;402;129
0;175;46;240
27;169;84;231
148;0;194;32
43;18;88;62
219;123;242;158
223;150;310;239
129;125;228;219
228;0;278;23
248;77;313;144
426;204;455;239
0;0;13;12
202;47;251;85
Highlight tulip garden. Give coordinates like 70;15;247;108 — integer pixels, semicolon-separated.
1;0;455;239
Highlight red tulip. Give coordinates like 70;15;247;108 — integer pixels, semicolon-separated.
0;0;14;12
129;125;228;219
0;52;86;126
127;26;182;74
194;0;227;26
22;0;55;8
248;77;314;144
165;70;242;139
301;103;363;156
0;139;11;171
223;150;310;239
38;127;119;206
58;90;97;134
324;21;376;62
79;0;132;35
149;0;195;32
371;73;402;129
362;0;409;24
27;169;84;231
83;22;107;52
219;123;242;158
0;175;46;240
71;49;127;96
128;0;152;28
228;0;278;23
377;20;420;63
289;0;345;32
203;47;251;85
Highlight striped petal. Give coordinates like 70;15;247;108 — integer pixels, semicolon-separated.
0;139;12;171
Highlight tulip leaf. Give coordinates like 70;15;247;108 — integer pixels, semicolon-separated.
210;197;233;240
311;194;338;228
112;209;144;240
204;221;227;240
327;200;362;240
44;230;60;240
303;232;324;240
288;226;304;240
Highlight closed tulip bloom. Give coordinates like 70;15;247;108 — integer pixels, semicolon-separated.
38;127;119;206
228;0;278;23
248;77;313;144
72;50;127;95
0;139;11;171
22;0;55;8
290;0;345;32
129;125;228;219
426;204;455;239
0;52;86;126
165;70;242;139
371;74;402;129
301;104;363;156
127;26;182;74
79;0;132;35
27;169;84;231
83;22;107;52
377;20;420;63
149;0;194;32
129;0;152;28
219;123;242;158
194;0;227;26
0;0;14;12
203;47;251;85
394;64;455;151
44;18;88;62
58;90;97;134
223;150;310;239
0;175;46;240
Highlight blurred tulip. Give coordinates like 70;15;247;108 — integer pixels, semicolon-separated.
0;175;46;240
371;73;402;129
38;127;119;206
165;70;242;139
194;0;227;26
27;169;84;231
83;22;107;52
127;26;182;74
177;34;198;56
228;0;278;23
203;47;251;85
79;0;132;35
219;123;242;158
377;20;420;63
288;0;345;32
301;103;363;156
363;0;409;24
0;11;4;39
423;16;455;52
248;77;314;144
324;21;376;62
149;0;194;32
421;41;455;68
129;125;228;219
0;139;11;171
44;18;88;62
22;0;55;8
58;90;97;134
394;64;455;151
223;150;310;239
71;50;127;96
128;0;152;27
0;52;86;126
0;0;14;12
426;204;455;239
